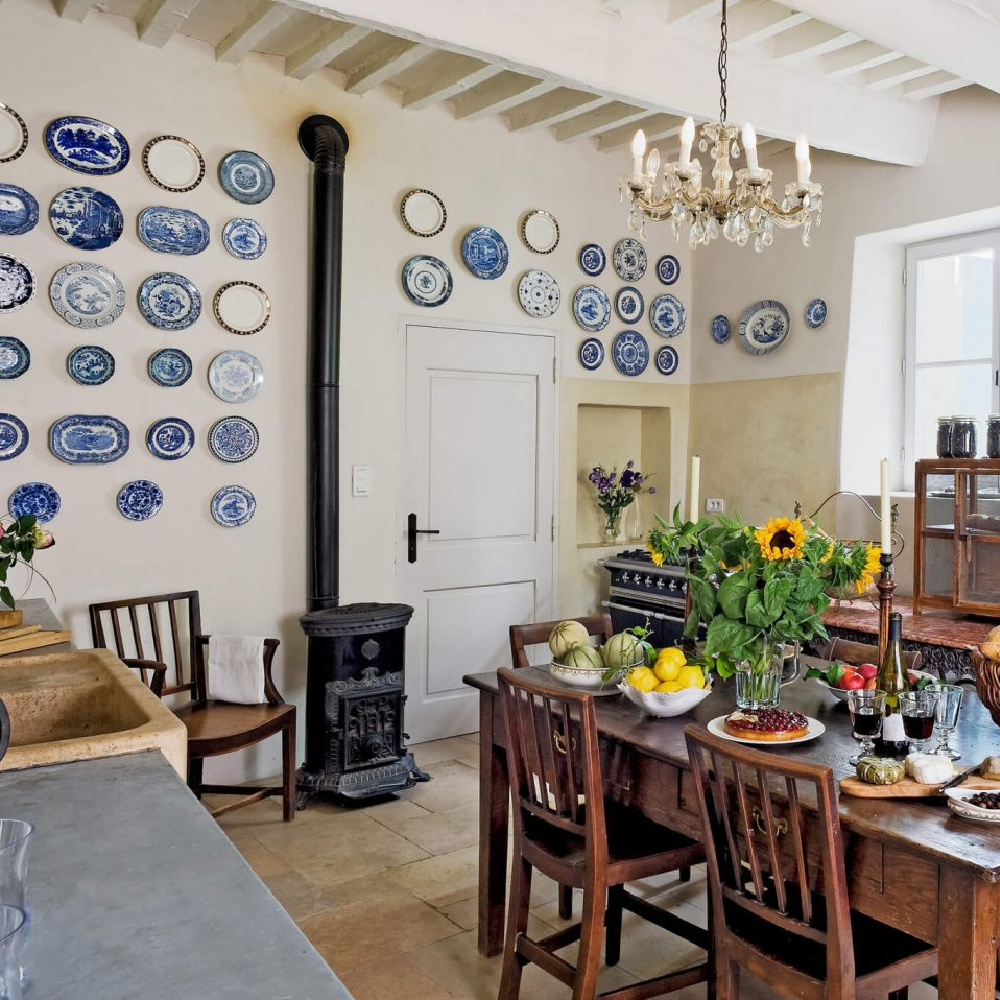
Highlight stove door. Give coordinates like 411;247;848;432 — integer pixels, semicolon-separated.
602;598;688;649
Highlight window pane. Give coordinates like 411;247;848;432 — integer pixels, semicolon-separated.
914;249;994;363
913;363;993;459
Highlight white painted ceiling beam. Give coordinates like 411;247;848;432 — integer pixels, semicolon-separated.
554;102;649;142
401;59;506;110
865;57;939;91
216;1;291;63
820;41;904;79
903;71;970;101
135;0;202;47
505;93;610;132
54;0;91;21
772;22;859;63
452;76;558;121
342;38;430;94
596;113;682;151
665;0;744;28
726;1;811;49
286;22;369;79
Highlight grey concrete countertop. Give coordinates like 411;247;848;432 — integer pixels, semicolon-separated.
0;751;353;1000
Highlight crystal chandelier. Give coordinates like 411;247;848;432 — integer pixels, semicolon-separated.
620;0;822;252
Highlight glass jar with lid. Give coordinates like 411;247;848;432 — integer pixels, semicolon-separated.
936;417;953;458
987;414;1000;459
951;416;978;458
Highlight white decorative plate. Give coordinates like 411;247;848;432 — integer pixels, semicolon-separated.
517;269;560;318
209;350;263;403
402;255;452;307
649;293;686;338
706;715;826;746
49;263;125;328
400;189;446;238
945;789;1000;824
521;210;559;254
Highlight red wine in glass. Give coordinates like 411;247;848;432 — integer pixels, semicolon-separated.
852;710;882;737
903;713;934;741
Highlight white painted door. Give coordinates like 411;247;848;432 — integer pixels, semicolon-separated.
401;323;556;742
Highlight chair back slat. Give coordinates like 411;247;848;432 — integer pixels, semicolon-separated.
755;766;787;913
784;778;813;924
509;615;613;670
147;603;163;663
730;760;765;899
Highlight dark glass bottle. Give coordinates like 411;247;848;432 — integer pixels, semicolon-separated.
875;613;910;756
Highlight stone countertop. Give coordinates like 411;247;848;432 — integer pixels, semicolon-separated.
0;751;353;1000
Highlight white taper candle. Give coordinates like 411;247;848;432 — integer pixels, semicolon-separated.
880;458;891;554
689;455;701;522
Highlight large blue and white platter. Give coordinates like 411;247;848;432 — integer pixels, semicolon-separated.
218;150;274;205
649;293;686;338
49;186;123;250
578;337;605;372
461;227;509;280
0;414;28;461
402;255;452;307
655;345;678;377
573;284;612;333
0;337;29;379
613;238;647;281
805;298;828;329
612;330;649;377
209;415;258;463
8;482;61;523
614;286;644;325
148;348;192;387
656;254;680;285
67;345;115;385
0;255;35;313
0;185;38;236
49;262;125;328
44;116;130;175
517;269;560;319
138;272;201;330
579;244;606;277
146;417;194;460
117;480;163;521
211;484;257;527
209;350;263;403
738;299;790;356
138;206;210;256
49;414;129;464
711;314;731;344
222;218;267;261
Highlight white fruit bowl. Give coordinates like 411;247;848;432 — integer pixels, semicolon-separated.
618;678;713;718
548;661;606;690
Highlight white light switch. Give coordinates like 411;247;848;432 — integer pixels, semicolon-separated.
706;498;725;513
352;465;371;497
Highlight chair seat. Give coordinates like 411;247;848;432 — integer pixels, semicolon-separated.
176;700;294;755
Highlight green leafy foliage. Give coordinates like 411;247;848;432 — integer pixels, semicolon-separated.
0;514;55;609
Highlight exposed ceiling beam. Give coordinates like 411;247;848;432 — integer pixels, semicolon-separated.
286;22;369;79
665;0;744;28
135;0;202;47
53;0;91;21
342;37;430;94
216;0;291;63
772;23;859;63
452;76;558;120
401;58;506;110
554;102;648;142
820;41;904;79
865;57;939;91
596;113;682;151
505;92;610;131
903;71;970;101
726;1;811;49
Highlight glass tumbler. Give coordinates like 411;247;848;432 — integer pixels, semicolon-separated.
900;690;938;753
928;683;963;759
848;689;885;765
0;822;32;909
0;904;26;1000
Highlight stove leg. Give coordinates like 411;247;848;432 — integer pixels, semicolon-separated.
403;751;431;783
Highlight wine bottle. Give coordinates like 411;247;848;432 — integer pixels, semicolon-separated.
874;612;910;756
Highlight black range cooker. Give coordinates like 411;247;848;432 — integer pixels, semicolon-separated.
599;548;690;647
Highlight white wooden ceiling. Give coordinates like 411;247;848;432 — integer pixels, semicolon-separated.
51;0;996;165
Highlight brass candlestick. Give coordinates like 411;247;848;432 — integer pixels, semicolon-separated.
876;551;896;664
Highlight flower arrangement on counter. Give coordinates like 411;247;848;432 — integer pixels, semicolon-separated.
0;514;55;610
588;460;656;540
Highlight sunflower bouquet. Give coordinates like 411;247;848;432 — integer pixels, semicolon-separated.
646;506;879;681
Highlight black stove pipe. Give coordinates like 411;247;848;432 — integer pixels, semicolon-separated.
299;115;350;612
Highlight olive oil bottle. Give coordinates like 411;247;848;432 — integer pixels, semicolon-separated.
875;612;910;755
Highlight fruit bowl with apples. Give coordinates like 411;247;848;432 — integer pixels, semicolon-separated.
807;661;936;702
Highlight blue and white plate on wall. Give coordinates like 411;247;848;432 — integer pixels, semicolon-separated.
0;414;28;461
209;350;264;403
614;286;644;325
738;300;790;356
8;482;61;523
148;348;193;387
461;227;509;280
44;116;130;175
146;417;194;460
613;238;647;281
656;254;680;285
711;315;731;344
402;255;452;307
0;337;29;379
518;270;560;319
578;337;605;372
612;330;649;377
50;414;129;464
0;255;35;313
67;345;115;385
218;150;274;205
117;480;163;521
0;185;39;236
138;206;210;256
138;272;201;331
222;218;267;260
649;293;686;338
573;285;612;333
805;298;828;329
212;485;257;527
579;244;606;277
49;263;125;328
209;416;259;463
655;345;679;377
49;186;123;250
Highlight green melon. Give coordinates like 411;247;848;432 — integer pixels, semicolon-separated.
549;620;591;659
563;644;603;670
601;632;643;671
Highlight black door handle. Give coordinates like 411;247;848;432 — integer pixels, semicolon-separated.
407;512;440;563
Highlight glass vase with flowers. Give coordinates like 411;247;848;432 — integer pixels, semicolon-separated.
0;515;55;610
588;461;656;543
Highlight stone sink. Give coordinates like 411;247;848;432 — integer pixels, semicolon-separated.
0;649;187;777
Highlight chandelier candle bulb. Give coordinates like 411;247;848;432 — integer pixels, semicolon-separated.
742;123;759;171
795;135;811;186
679;117;695;170
631;129;647;184
880;458;891;553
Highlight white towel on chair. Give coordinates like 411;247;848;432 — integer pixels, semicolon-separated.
207;635;266;705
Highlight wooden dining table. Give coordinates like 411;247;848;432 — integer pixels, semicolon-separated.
464;663;1000;999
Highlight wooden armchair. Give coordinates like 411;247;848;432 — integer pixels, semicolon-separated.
89;591;296;821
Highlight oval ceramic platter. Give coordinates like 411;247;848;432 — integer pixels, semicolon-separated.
222;218;267;261
8;482;61;523
614;286;644;324
0;103;29;164
578;338;605;372
49;186;123;250
209;415;259;463
49;263;125;328
0;255;35;313
148;348;192;387
739;300;790;356
209;350;263;403
805;298;828;329
656;254;680;285
578;244;606;277
138;206;210;256
212;485;257;527
655;345;678;376
461;227;508;280
402;255;452;308
44;116;130;175
707;715;825;746
649;293;686;338
218;150;274;205
117;480;163;521
67;345;115;385
518;270;560;319
612;330;649;377
613;237;647;281
0;184;38;236
573;285;612;333
146;417;194;460
712;315;731;344
0;337;29;379
0;414;28;461
49;414;129;464
138;272;201;331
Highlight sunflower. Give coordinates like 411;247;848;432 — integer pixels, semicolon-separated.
754;517;807;561
819;541;835;564
647;544;665;567
855;544;881;594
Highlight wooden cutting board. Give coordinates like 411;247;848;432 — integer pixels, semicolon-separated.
0;629;71;656
0;610;23;630
840;769;1000;798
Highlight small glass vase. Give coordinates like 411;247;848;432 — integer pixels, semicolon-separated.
734;640;786;710
601;509;625;544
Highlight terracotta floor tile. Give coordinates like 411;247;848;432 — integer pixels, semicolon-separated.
436;896;480;932
380;803;479;856
388;846;481;907
400;760;481;815
261;870;339;921
338;953;450;1000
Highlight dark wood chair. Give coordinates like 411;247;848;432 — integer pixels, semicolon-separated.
89;591;296;822
821;637;923;674
496;667;708;1000
684;723;937;999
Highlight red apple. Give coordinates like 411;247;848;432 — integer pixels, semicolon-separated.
858;663;878;680
842;673;865;691
908;671;919;686
836;669;860;690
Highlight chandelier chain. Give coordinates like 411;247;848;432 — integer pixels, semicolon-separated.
718;0;728;123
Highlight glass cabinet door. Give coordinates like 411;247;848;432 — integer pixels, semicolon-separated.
921;471;957;600
955;471;1000;609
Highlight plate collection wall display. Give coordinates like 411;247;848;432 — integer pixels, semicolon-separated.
222;218;267;261
0;103;28;164
148;348;193;387
146;417;194;460
0;254;35;312
655;345;679;376
44;116;129;175
656;254;680;285
208;350;263;403
50;414;129;464
213;281;270;335
0;337;29;379
67;345;115;385
613;237;647;281
578;338;605;371
400;189;446;238
805;298;828;329
137;205;210;255
0;184;38;236
614;286;644;324
711;314;731;344
212;485;256;527
49;262;125;328
520;210;559;254
579;244;606;277
402;255;452;308
649;293;686;338
573;284;612;332
49;186;123;250
142;135;205;193
738;299;790;356
117;480;163;521
218;150;274;204
138;271;201;330
209;415;259;463
461;227;509;280
8;482;61;523
517;269;560;319
0;414;28;461
612;330;649;376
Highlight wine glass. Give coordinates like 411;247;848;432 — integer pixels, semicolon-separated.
900;690;938;753
928;683;963;759
848;689;885;765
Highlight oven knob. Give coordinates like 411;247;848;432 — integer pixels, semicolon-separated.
621;572;630;583
644;575;652;587
656;579;665;589
668;579;677;591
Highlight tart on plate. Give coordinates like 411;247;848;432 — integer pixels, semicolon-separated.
723;708;809;742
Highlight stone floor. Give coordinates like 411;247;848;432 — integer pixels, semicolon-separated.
212;735;938;1000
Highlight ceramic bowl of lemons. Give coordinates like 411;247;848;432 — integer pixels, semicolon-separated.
617;648;713;718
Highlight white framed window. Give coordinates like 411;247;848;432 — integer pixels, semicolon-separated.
904;230;1000;486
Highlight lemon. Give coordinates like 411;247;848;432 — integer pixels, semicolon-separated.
653;659;682;683
628;667;658;693
655;680;683;693
656;647;686;668
677;665;705;690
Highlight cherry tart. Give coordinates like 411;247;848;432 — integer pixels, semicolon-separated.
723;707;809;742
